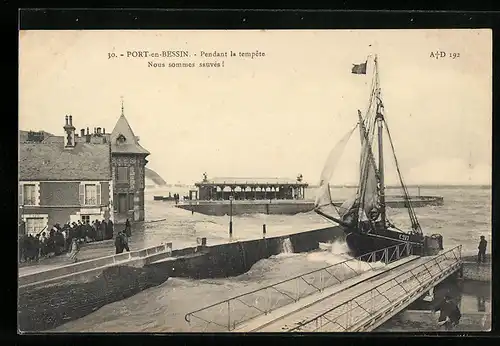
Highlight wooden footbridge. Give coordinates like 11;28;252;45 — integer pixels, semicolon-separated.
184;243;463;332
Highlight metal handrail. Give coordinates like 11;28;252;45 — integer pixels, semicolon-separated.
184;241;415;331
287;245;462;332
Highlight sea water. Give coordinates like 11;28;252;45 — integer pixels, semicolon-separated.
52;186;491;332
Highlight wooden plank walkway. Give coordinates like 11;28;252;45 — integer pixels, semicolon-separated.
237;252;460;332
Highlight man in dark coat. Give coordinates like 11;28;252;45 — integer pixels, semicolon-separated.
433;295;461;330
478;236;487;263
106;219;114;240
115;231;130;254
125;218;132;237
98;219;106;241
115;231;124;254
121;231;130;252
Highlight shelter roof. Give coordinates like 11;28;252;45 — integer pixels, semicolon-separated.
196;177;308;186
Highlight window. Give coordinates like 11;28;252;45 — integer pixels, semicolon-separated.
81;215;90;224
117;134;127;144
25;218;45;235
23;184;36;205
85;184;97;205
117;167;129;182
79;183;101;206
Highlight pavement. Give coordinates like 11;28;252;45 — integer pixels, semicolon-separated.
18;200;331;278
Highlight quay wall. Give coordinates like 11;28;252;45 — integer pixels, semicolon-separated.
18;226;344;331
462;262;491;282
175;196;444;216
149;226;344;279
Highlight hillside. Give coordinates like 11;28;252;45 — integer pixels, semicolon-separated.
145;167;167;186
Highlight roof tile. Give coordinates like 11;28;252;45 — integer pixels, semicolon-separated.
19;138;111;181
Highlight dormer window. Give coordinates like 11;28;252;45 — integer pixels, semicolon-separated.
116;134;127;144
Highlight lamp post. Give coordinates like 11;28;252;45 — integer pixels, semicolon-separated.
229;195;233;238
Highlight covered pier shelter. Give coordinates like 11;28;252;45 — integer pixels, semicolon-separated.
194;175;309;201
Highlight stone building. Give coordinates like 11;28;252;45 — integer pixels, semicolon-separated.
19;105;150;235
19;116;112;234
109;105;150;223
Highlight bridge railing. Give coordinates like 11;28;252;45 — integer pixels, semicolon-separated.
287;245;463;332
184;242;415;332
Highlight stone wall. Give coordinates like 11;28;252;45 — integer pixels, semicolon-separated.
176;202;315;216
18;265;167;331
149;226;344;279
462;261;491;282
18;226;344;331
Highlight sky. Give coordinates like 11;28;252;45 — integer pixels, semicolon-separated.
19;29;492;185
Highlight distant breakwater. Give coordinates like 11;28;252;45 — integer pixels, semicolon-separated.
174;196;444;216
18;226;344;331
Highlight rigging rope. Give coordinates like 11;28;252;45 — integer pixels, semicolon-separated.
383;117;422;234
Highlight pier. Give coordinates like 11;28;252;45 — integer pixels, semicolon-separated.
184;244;463;332
175;195;444;216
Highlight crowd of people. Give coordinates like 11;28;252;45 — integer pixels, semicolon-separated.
18;219;115;264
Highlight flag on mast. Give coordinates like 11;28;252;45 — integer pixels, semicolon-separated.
351;61;367;74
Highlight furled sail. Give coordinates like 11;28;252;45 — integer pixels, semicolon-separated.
356;109;381;223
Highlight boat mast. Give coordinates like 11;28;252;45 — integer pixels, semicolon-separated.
374;55;386;226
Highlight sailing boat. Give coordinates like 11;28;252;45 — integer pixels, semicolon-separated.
314;54;443;259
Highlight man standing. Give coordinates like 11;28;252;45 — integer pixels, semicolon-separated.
114;231;130;254
107;219;114;240
478;236;487;263
115;231;124;254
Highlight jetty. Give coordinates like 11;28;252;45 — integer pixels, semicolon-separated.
174;196;444;216
185;244;464;332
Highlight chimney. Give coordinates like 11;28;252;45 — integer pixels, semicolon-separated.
86;127;90;135
63;115;76;148
81;129;85;137
103;128;106;134
97;127;101;135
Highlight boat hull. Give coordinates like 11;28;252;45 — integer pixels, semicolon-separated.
345;228;442;260
345;228;425;260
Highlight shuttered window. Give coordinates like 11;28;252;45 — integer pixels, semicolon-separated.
117;167;129;182
79;183;102;206
19;183;40;206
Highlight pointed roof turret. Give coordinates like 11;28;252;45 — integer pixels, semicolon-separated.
110;97;150;155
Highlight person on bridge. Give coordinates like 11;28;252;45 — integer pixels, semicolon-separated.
478;236;487;263
433;295;461;330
